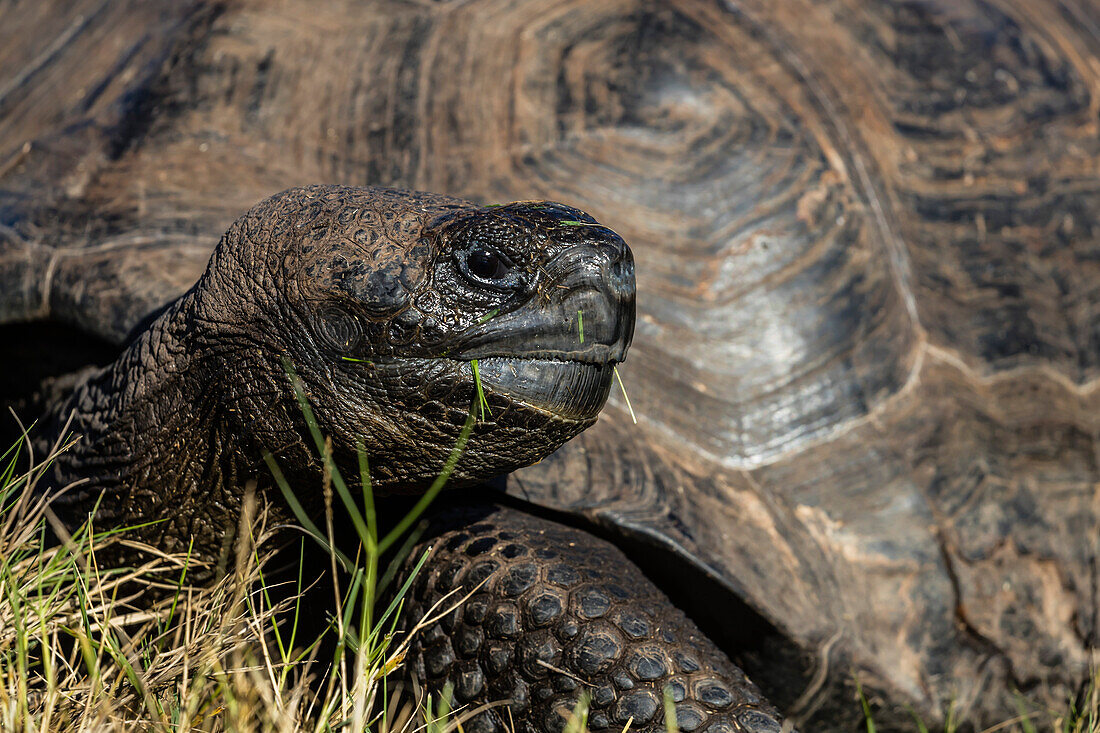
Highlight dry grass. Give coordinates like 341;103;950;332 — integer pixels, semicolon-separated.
0;426;460;733
0;363;510;733
852;671;1100;733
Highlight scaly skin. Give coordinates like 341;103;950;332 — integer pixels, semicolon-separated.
400;505;784;733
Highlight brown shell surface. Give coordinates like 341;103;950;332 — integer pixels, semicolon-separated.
2;0;1099;725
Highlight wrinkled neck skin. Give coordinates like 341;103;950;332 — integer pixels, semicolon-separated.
40;293;279;559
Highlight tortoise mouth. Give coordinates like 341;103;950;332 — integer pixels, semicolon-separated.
465;356;614;420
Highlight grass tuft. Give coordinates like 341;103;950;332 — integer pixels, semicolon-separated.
15;364;1100;732
0;360;479;732
858;672;1100;733
0;429;318;731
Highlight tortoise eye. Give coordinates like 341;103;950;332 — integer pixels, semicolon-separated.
457;245;519;291
466;247;511;282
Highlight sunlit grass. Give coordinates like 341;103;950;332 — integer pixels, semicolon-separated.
0;348;657;732
613;365;637;425
0;426;310;731
0;358;477;732
854;672;1100;733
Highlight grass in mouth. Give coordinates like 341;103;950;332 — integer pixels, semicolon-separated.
471;358;492;421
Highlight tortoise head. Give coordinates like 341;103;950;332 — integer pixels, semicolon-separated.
194;185;635;492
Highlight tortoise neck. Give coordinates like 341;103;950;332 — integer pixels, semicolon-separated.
44;294;246;555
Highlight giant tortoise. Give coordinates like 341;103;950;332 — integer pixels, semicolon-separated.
1;0;1099;729
4;179;792;733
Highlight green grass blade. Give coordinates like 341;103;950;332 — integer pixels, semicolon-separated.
905;705;930;733
855;677;876;733
374;547;431;633
471;359;491;421
357;443;377;546
376;521;425;597
476;307;499;325
563;693;591;733
663;686;680;733
1014;695;1038;733
377;408;475;554
262;450;354;569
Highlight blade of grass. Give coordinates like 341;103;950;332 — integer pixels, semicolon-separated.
613;365;637;424
471;360;490;421
905;705;930;733
562;693;591;733
377;408;476;554
357;443;377;549
262;450;353;570
372;548;432;642
476;308;499;325
376;522;425;598
855;677;876;733
664;686;680;733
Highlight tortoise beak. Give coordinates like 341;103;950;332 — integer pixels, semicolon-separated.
457;240;636;365
468;358;615;420
455;237;635;420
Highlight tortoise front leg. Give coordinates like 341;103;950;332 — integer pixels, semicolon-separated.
399;504;786;733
